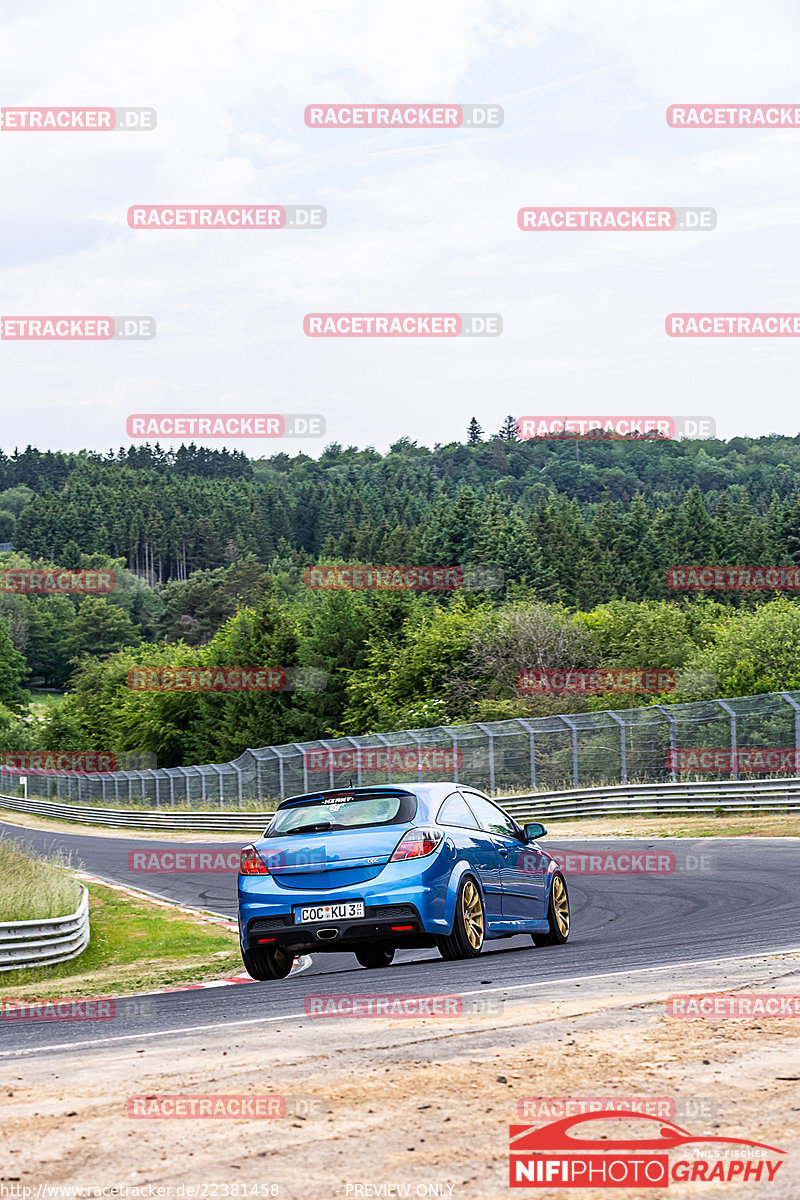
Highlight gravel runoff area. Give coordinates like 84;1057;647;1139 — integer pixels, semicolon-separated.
2;949;798;1199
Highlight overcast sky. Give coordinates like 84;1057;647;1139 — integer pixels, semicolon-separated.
2;0;800;456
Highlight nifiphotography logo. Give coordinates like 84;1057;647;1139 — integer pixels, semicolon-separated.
509;1111;785;1187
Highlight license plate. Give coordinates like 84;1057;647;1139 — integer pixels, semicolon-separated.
295;901;365;924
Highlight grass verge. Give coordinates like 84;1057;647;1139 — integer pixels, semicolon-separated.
0;882;241;1001
544;812;800;838
0;836;82;921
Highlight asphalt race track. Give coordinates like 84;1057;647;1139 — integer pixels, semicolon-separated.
2;819;799;1057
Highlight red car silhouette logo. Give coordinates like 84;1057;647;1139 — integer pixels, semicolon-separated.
510;1110;785;1155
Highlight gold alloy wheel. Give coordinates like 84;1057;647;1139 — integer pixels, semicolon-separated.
462;879;484;949
552;875;570;937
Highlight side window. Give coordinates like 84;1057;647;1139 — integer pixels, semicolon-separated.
437;792;480;830
462;791;522;840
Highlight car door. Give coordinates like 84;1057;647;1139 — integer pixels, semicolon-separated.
460;790;547;920
436;791;503;922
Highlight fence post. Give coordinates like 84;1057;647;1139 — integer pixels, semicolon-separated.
475;723;495;793
607;711;627;784
374;733;392;783
346;737;363;787
779;693;800;773
176;766;189;807
291;744;309;794
208;765;224;807
408;732;423;783
317;740;336;789
655;705;678;781
560;716;579;787
716;700;738;780
443;727;460;784
517;719;537;790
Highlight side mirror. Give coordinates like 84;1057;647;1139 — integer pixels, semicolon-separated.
524;822;547;842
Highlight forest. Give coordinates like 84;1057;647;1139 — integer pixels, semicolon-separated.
0;424;799;765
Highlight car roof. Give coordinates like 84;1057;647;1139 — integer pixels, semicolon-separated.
277;781;469;812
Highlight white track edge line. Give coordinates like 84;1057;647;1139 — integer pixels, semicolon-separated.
3;944;799;1059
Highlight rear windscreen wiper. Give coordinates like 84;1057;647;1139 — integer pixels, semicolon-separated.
286;820;332;834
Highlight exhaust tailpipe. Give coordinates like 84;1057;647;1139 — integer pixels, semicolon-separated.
316;927;339;941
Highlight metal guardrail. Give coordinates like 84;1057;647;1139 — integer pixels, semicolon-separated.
0;794;272;832
1;777;800;833
0;885;90;972
502;777;800;821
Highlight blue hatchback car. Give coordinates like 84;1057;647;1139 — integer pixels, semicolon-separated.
238;783;570;980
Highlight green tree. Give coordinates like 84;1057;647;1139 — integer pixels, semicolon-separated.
497;415;518;442
467;418;484;444
27;597;77;686
0;619;28;711
68;598;141;664
683;597;800;696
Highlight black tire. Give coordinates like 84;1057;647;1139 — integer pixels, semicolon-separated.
437;876;485;960
242;945;294;980
355;946;395;969
532;873;570;946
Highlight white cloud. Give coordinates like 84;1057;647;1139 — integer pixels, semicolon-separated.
1;0;799;451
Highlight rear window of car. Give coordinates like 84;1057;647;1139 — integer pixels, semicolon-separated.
266;791;417;836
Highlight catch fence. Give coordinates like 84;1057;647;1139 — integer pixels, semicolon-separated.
3;690;800;809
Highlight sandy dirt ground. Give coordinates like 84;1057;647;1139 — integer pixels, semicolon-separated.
2;951;798;1199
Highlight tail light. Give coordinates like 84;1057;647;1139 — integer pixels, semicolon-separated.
240;845;270;875
390;827;443;862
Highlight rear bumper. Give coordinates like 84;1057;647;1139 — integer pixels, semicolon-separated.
245;902;434;952
238;857;452;950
